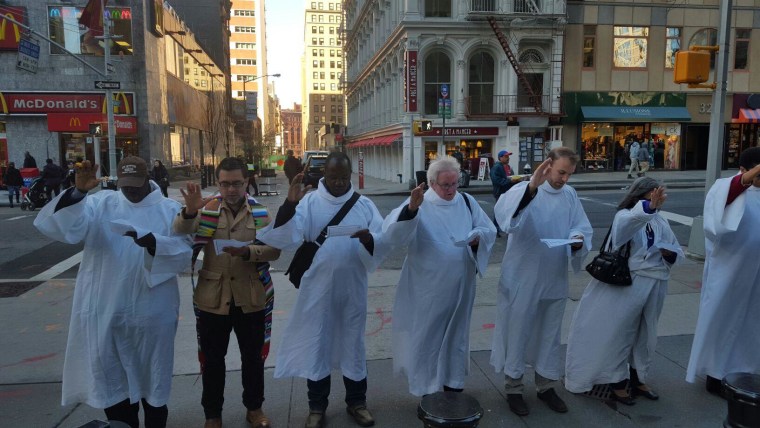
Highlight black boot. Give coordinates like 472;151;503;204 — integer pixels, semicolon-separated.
8;197;13;208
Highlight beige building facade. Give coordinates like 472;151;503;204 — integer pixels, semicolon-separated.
565;0;760;172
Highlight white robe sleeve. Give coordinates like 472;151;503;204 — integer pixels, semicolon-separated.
257;199;309;250
567;191;593;273
704;176;743;242
33;188;96;244
494;181;529;232
610;201;656;248
143;233;193;287
381;197;420;247
356;198;388;273
464;193;497;277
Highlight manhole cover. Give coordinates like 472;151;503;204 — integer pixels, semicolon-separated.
0;281;44;298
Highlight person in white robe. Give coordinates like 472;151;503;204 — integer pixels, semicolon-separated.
565;178;683;404
257;152;390;428
490;147;592;416
34;157;191;428
687;147;760;395
383;157;497;397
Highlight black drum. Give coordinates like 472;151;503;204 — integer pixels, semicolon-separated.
723;373;760;428
417;391;483;428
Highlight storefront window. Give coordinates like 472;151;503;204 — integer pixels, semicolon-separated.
650;123;681;170
48;6;134;56
581;123;614;171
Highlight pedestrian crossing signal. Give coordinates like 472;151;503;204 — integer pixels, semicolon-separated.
413;120;433;135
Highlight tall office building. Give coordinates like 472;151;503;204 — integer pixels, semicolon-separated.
302;1;345;150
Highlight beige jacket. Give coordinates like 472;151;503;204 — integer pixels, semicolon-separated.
173;201;280;315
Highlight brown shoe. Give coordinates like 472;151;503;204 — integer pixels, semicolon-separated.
304;410;325;428
247;408;271;427
204;418;222;428
346;404;375;427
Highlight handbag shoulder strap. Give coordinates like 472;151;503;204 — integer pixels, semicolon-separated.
600;224;632;257
315;191;361;246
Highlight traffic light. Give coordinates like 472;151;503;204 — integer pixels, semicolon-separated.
89;123;102;136
673;50;710;85
413;120;433;135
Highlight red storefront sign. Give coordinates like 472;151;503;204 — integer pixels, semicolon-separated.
417;127;500;137
47;113;138;135
0;6;26;50
405;50;418;112
0;91;136;115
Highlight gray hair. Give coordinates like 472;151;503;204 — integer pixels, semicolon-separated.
618;176;661;210
427;157;460;184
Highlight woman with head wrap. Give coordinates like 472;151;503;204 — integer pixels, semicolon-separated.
564;177;684;404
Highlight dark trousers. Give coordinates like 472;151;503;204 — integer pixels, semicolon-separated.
7;186;20;204
307;375;367;412
104;398;168;428
45;183;61;201
197;306;265;419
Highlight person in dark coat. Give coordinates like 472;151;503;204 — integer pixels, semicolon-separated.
150;160;170;197
42;158;64;200
283;150;302;184
3;162;23;208
23;151;37;168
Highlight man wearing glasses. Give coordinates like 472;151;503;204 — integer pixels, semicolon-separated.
383;157;497;397
174;157;281;428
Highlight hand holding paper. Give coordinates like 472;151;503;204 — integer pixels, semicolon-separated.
540;238;583;248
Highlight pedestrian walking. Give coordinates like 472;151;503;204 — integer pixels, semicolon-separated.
283;150;302;184
565;177;683;404
490;147;592;416
257;151;389;428
687;147;760;396
33;157;191;428
627;140;641;179
3;162;23;207
637;142;651;176
383;157;497;397
174;157;281;428
491;150;523;236
150;159;170;197
42;158;64;200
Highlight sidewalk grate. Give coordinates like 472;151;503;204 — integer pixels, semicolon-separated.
0;281;44;298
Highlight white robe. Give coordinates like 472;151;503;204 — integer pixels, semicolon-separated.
565;201;684;393
687;177;760;382
383;190;496;396
490;181;592;380
33;183;192;408
257;181;387;381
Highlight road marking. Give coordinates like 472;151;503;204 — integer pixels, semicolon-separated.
579;197;694;226
6;215;31;221
30;251;83;281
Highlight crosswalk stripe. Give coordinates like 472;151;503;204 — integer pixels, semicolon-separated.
6;215;31;221
579;197;694;226
30;252;83;281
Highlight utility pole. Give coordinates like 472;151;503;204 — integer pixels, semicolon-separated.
102;0;117;182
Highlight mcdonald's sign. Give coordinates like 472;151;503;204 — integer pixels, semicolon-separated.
0;91;135;115
0;6;26;51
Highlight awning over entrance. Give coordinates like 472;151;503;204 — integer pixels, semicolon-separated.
734;108;760;123
346;133;402;148
580;106;692;122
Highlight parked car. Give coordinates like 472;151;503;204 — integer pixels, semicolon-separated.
302;154;328;188
302;150;330;166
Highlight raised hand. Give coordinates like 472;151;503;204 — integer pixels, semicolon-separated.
741;163;760;186
648;186;667;210
74;160;101;193
408;182;425;211
528;158;553;193
287;173;312;203
179;182;215;215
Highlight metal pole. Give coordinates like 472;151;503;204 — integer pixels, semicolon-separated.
705;0;732;194
103;0;117;182
409;113;416;189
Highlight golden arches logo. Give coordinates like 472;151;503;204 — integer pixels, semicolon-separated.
69;117;82;127
102;92;132;115
0;92;7;114
0;13;22;44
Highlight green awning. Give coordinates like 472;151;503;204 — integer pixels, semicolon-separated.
580;106;691;122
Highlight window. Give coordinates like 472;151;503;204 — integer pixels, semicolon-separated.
312;26;317;34
320;83;326;90
311;2;317;8
424;52;451;114
735;29;750;70
330;83;336;90
337;61;342;68
320;60;325;67
313;60;319;67
314;105;320;112
236;75;255;81
318;3;324;10
200;80;207;87
665;28;681;69
329;27;335;34
234;26;256;33
337;50;342;57
48;6;134;55
517;74;543;109
468;52;494;115
313;83;319;90
330;49;335;57
613;26;649;68
425;0;451;17
233;10;255;16
322;95;327;101
330;72;336;79
319;26;324;34
312;49;318;56
320;72;325;79
329;3;334;10
321;105;326;112
319;49;324;56
319;38;324;45
583;25;596;68
313;72;319;79
312;38;318;45
235;42;255;49
330;61;336;68
314;116;320;123
236;58;257;65
331;105;337;113
329;15;334;23
689;28;717;69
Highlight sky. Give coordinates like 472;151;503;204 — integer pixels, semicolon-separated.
266;0;305;108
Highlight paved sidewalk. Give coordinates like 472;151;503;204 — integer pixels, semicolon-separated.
0;169;732;427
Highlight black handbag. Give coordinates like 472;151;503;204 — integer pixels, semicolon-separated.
285;192;361;288
585;226;632;286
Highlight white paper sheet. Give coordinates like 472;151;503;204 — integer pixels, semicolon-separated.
327;225;362;237
109;219;150;240
213;239;251;255
540;238;583;248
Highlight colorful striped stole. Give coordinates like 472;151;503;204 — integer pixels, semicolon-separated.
191;194;274;364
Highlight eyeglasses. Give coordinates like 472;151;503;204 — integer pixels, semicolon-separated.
219;181;245;189
434;182;458;190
